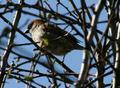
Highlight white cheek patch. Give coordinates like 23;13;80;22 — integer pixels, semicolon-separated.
37;25;45;36
30;25;46;43
30;24;45;36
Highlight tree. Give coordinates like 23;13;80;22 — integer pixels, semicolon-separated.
0;0;120;88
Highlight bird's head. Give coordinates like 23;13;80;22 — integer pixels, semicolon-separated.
25;19;46;34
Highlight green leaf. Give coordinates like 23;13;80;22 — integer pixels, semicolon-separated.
43;38;49;46
24;76;33;81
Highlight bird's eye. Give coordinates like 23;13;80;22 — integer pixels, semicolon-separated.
28;22;33;29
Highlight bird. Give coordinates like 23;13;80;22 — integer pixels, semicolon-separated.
25;19;84;55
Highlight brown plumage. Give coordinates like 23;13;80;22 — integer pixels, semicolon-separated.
25;19;84;55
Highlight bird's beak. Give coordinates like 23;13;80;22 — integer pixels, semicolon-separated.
24;29;29;34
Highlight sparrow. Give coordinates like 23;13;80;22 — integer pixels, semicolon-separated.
25;19;84;55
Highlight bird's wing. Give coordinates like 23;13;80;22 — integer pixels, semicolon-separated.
44;24;79;44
